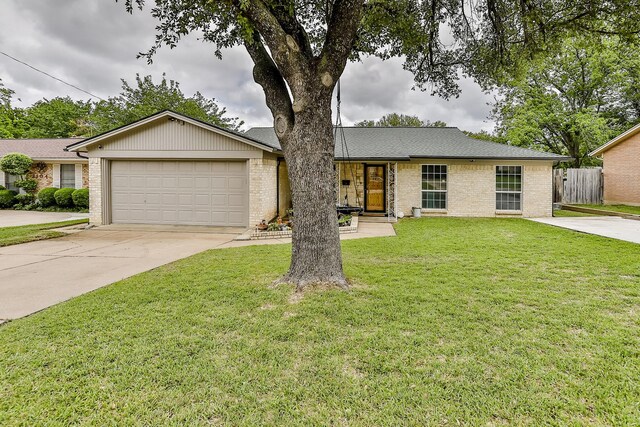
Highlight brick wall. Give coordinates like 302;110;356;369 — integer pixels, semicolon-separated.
602;134;640;205
277;159;553;218
249;155;278;225
88;158;102;225
28;162;54;190
396;160;553;218
82;164;89;188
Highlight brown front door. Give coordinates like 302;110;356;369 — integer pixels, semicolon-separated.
365;164;386;212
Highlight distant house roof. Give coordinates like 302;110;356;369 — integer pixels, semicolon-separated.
590;122;640;156
0;138;85;160
244;126;571;161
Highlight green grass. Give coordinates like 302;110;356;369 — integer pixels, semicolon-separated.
553;209;598;217
1;218;639;425
577;204;640;216
0;219;89;247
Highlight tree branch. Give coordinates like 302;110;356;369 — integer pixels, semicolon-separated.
318;0;365;88
233;0;307;82
244;33;294;142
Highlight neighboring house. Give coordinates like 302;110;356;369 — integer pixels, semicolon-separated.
590;124;640;206
66;110;569;227
0;138;89;192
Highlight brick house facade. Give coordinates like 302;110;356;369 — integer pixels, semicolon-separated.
68;111;568;227
0;138;89;192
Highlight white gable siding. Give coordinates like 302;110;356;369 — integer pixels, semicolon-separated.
98;120;258;152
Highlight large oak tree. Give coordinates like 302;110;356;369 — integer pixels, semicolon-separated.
123;0;640;290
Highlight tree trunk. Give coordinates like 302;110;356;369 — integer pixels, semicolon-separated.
278;92;347;291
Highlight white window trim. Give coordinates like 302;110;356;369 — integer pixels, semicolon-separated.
495;165;523;212
53;164;61;188
0;171;5;187
74;164;83;189
421;164;448;210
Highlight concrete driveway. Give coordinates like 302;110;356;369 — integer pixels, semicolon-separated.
530;216;640;244
0;227;242;321
0;210;90;227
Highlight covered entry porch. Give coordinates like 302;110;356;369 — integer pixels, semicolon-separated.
276;160;399;221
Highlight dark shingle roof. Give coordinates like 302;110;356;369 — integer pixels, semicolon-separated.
0;138;85;160
244;127;570;161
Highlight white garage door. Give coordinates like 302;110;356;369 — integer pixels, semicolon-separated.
111;160;248;226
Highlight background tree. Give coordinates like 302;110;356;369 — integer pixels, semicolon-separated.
125;1;640;288
91;74;242;132
0;75;240;139
493;36;638;167
355;113;424;127
355;113;447;127
463;130;505;143
0;79;27;138
22;97;94;138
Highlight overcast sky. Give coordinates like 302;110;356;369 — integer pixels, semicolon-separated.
0;0;496;132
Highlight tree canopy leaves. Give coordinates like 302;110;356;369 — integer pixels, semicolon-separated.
0;75;241;138
354;112;446;127
493;35;640;167
126;0;640;99
91;74;242;133
22;97;93;138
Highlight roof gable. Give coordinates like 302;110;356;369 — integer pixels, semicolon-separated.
66;110;279;153
590;123;640;156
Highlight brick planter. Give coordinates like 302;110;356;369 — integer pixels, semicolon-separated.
248;216;358;240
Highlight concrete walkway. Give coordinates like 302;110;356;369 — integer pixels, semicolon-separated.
0;210;90;227
0;222;396;321
530;216;640;244
219;221;396;248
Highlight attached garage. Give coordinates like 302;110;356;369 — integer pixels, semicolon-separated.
65;110;281;228
110;160;248;226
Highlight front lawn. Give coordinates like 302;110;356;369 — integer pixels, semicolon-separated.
0;219;89;247
1;218;639;425
577;204;640;216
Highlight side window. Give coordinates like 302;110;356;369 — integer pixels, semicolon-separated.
5;173;20;192
496;166;522;211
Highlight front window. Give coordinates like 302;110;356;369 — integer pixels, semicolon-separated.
60;164;75;188
496;166;522;211
5;173;19;192
422;165;447;209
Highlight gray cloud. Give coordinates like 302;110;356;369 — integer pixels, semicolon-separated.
0;0;495;132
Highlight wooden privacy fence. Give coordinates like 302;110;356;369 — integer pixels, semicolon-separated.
553;167;603;204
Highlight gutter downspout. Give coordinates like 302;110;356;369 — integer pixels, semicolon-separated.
75;152;89;160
